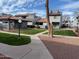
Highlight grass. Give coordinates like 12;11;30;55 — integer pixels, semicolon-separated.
14;28;46;35
44;30;76;36
0;33;31;46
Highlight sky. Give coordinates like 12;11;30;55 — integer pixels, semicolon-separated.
50;0;79;15
0;0;79;17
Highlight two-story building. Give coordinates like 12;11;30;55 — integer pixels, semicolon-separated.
49;10;62;28
35;18;48;29
0;13;41;31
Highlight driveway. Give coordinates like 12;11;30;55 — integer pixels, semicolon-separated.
39;35;79;59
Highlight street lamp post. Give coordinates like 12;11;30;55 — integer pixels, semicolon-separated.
18;17;22;39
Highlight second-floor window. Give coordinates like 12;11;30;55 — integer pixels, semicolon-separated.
54;16;57;19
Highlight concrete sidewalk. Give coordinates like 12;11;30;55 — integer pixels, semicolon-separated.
0;30;32;36
34;30;48;36
0;43;31;59
23;36;53;59
0;36;53;59
0;30;48;36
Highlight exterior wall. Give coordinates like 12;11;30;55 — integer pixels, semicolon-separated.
10;21;14;29
50;16;61;22
42;23;48;29
0;21;3;30
2;20;9;30
0;20;12;31
49;16;62;28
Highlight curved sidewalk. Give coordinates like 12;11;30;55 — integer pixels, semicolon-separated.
0;30;53;59
24;36;53;59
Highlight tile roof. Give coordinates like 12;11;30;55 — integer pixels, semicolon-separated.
0;14;41;22
0;16;18;20
37;18;48;23
10;16;18;20
15;13;35;17
0;16;10;19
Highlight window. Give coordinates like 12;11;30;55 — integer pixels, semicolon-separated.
54;16;57;19
52;22;59;26
3;22;8;23
35;22;43;25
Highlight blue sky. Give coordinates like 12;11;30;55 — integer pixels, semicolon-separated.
49;0;79;15
0;0;79;17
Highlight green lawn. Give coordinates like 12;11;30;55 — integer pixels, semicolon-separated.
15;28;46;35
0;33;31;46
44;30;76;36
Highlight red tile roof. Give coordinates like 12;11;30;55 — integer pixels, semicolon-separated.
10;16;18;20
0;16;18;20
0;16;47;23
37;18;48;23
0;16;10;19
15;13;35;17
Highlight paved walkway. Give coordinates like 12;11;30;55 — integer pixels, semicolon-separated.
0;31;53;59
0;30;48;36
0;30;32;36
34;30;48;36
22;36;53;59
39;35;79;59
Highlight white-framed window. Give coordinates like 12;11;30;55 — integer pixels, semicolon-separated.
27;22;33;25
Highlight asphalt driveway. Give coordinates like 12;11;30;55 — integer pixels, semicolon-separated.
39;35;79;59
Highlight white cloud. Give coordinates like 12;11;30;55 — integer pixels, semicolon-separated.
33;0;45;7
62;11;74;15
0;0;45;17
32;9;46;17
61;1;79;9
16;9;46;18
59;0;79;2
0;0;7;7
